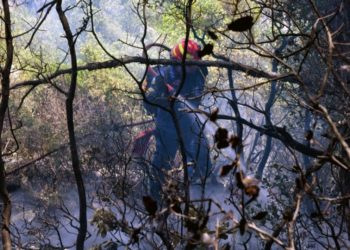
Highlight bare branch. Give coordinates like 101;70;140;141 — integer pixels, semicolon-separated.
11;57;297;90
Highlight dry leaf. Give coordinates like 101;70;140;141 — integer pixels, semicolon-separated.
227;16;254;32
198;44;214;58
252;211;268;220
207;30;218;40
142;196;157;216
209;107;219;122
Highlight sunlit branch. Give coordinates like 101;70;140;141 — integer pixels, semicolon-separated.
11;57;297;90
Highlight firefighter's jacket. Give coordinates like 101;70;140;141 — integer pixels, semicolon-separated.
145;65;208;128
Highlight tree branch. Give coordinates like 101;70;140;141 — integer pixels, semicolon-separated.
11;57;297;90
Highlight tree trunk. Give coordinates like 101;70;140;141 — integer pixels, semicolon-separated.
257;38;288;178
0;0;13;248
56;1;87;248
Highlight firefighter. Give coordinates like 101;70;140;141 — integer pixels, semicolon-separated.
144;39;213;199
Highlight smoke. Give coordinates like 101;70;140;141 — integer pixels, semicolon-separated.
181;98;240;165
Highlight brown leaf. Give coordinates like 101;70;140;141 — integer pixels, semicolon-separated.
252;211;268;220
227;16;254;32
142;196;157;216
209;107;219;122
214;128;228;143
235;172;244;189
207;30;218;40
215;128;229;149
217;141;229;149
220;160;238;177
229;135;241;148
242;176;259;187
235;173;261;196
220;164;233;177
244;185;260;197
198;44;214;58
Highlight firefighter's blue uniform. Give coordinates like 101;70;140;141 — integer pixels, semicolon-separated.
145;65;212;198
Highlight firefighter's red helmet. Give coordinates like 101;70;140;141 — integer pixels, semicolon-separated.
171;39;201;60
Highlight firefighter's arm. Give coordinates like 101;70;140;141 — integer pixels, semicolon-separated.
145;75;170;107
